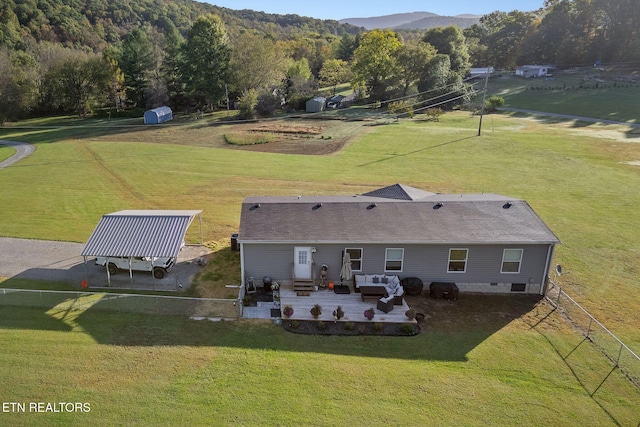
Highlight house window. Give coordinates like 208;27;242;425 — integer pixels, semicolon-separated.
502;249;523;273
448;249;468;273
385;248;404;272
345;248;363;271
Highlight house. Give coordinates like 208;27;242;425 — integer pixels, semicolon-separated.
469;67;495;79
305;97;326;113
143;106;173;124
515;65;555;78
237;184;560;296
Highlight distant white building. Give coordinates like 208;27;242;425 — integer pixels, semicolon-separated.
515;65;555;78
469;67;495;78
305;97;326;113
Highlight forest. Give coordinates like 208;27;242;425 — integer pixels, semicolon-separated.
0;0;638;121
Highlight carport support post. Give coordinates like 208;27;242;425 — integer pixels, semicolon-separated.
106;256;111;287
128;257;133;286
83;256;89;287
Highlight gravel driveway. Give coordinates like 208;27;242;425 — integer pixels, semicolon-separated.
0;237;211;291
0;140;36;168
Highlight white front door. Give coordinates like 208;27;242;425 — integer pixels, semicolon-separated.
294;247;313;280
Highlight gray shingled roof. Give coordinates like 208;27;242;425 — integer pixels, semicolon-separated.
238;189;559;245
361;183;435;200
82;210;201;258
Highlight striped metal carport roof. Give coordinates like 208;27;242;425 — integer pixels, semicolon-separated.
81;210;202;258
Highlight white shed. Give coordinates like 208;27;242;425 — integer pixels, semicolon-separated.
306;97;326;113
144;106;173;124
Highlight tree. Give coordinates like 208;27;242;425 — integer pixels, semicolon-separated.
180;14;231;110
281;57;315;109
119;29;155;108
422;26;470;75
474;11;536;69
0;49;38;122
351;29;402;101
230;32;287;93
42;52;112;116
394;42;437;97
318;59;350;95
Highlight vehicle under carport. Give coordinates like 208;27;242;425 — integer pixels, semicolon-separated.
81;210;203;287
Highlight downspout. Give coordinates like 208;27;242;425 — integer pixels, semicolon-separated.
239;241;245;318
541;244;555;295
239;241;245;288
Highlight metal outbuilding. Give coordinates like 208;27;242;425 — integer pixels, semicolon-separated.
143;106;173;124
81;210;203;285
305;97;326;113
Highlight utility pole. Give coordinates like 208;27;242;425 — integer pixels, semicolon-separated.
477;68;490;136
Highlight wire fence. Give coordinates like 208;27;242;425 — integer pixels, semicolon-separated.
0;288;240;319
545;281;640;390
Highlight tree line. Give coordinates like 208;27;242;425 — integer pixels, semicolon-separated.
0;0;637;122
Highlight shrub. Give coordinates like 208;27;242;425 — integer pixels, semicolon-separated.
310;304;322;319
316;321;327;331
344;321;355;331
289;320;300;329
425;107;443;121
237;89;258;119
255;91;280;117
484;96;505;112
333;306;344;322
373;322;384;332
388;100;414;118
282;305;294;318
399;324;416;335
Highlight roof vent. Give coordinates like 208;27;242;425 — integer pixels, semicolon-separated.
433;202;443;209
312;203;323;210
503;202;513;209
367;202;377;210
250;203;261;211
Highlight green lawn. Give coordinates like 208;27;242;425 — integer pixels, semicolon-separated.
1;111;639;425
0;302;637;426
0;144;16;162
487;71;640;123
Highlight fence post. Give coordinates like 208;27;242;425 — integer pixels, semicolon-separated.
617;343;623;367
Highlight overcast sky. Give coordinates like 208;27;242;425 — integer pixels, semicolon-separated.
202;0;543;20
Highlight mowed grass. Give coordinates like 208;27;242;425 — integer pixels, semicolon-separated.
0;302;638;426
487;72;640;123
1;111;640;424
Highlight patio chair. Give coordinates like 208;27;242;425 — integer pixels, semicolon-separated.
376;296;394;313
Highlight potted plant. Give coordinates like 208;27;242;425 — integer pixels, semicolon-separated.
364;308;375;321
282;305;294;318
332;306;345;323
310;304;322;319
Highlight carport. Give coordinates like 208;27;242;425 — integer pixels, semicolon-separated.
81;210;203;287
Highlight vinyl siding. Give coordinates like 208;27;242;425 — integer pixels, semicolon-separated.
242;242;553;294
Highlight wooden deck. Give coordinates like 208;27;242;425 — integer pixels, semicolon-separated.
278;282;415;324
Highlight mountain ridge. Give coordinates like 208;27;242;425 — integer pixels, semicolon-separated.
340;11;481;30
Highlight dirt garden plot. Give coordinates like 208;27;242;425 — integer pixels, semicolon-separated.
87;117;374;155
